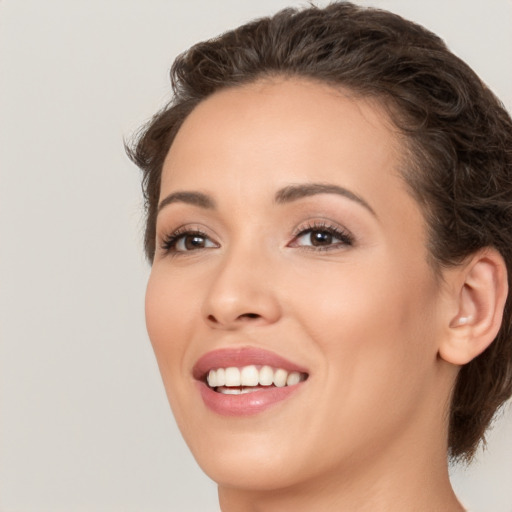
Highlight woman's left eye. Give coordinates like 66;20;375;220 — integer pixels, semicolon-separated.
290;224;353;250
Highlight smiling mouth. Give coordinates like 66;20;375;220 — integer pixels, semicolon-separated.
206;365;308;394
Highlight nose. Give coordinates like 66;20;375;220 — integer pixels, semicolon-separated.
201;247;282;330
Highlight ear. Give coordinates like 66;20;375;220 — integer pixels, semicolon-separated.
439;248;508;366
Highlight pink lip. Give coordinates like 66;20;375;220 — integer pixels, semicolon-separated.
193;347;309;416
193;347;308;379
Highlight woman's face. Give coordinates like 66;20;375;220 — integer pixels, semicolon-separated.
146;79;452;491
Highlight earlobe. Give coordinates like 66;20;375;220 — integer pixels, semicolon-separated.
439;248;508;366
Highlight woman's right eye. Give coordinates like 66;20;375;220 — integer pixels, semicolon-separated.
161;230;218;254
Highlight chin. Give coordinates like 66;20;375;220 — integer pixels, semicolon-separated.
176;415;316;491
196;447;306;492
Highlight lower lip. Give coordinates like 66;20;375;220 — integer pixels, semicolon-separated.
197;381;304;416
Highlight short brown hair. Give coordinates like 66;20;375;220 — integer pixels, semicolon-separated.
127;2;512;461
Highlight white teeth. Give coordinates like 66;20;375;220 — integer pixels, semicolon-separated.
217;386;261;395
273;368;288;388
240;365;259;386
239;386;260;394
219;387;242;395
259;365;274;386
216;368;226;387
207;369;217;388
206;365;306;389
224;367;241;387
286;371;301;386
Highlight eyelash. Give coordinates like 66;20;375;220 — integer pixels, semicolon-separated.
159;221;354;256
160;226;215;255
290;221;354;251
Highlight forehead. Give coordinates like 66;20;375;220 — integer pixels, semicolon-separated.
167;78;399;159
161;77;412;209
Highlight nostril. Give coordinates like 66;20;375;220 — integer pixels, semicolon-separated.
205;311;263;326
240;313;260;320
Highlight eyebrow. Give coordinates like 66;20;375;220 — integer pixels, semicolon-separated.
157;182;375;216
274;183;376;216
158;191;216;212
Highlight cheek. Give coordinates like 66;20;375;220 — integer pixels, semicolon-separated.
144;268;206;436
290;263;440;450
294;242;437;337
289;253;440;393
144;269;196;377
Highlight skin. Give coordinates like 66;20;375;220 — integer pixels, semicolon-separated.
146;78;466;511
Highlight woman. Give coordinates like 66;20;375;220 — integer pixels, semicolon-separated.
128;3;512;511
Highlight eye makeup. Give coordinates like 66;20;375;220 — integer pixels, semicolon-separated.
160;225;218;255
289;220;354;251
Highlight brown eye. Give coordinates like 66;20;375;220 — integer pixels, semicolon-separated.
182;234;208;250
175;232;217;252
161;230;218;254
291;224;353;251
309;231;333;246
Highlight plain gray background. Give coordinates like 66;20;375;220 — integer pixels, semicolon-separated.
1;1;511;511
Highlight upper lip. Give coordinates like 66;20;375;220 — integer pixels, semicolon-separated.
192;347;309;381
